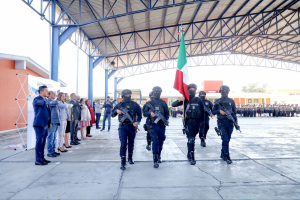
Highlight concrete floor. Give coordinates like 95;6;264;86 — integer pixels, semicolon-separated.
1;117;300;200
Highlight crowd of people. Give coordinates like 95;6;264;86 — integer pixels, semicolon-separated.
32;84;299;169
33;86;97;165
237;104;300;117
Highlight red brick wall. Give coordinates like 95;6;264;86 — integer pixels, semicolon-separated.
203;81;223;92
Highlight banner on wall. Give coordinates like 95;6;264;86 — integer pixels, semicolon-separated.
27;75;60;149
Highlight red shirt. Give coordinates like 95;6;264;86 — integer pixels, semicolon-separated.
87;105;95;126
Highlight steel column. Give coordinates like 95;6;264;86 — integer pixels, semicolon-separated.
88;56;94;104
105;70;109;100
50;0;59;81
140;91;142;105
114;77;117;105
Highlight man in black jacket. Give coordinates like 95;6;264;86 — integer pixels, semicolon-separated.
69;93;82;145
172;84;205;165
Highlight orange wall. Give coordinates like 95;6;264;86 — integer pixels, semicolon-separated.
266;98;271;104
240;98;245;105
234;98;239;105
0;59;42;131
161;98;168;104
203;81;223;92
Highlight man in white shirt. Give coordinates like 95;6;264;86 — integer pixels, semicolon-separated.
95;99;102;129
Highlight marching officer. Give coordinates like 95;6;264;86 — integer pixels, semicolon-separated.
212;85;237;164
172;84;205;165
143;92;154;151
112;89;142;170
198;91;213;147
143;86;169;168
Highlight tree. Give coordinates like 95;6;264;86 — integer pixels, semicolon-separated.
242;82;268;93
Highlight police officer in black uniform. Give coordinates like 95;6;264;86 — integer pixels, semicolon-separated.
240;106;244;117
212;85;237;164
249;105;254;117
112;89;142;170
244;105;249;117
198;91;213;147
172;84;205;165
143;86;169;168
143;92;154;151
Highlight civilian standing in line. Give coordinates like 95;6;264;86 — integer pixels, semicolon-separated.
57;93;73;152
95;99;102;129
101;96;113;132
79;99;91;140
46;91;61;158
64;93;72;148
86;99;95;137
69;93;81;145
33;86;51;165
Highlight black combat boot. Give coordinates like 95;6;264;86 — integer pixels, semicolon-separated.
120;156;126;170
220;150;224;160
146;140;151;151
158;151;162;163
225;153;232;164
153;154;159;168
187;151;191;162
189;151;196;165
201;138;206;147
128;153;134;165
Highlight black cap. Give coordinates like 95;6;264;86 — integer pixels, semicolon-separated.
188;83;197;90
121;89;132;97
152;86;162;93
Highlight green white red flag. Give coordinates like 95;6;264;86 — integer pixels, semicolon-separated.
173;28;189;101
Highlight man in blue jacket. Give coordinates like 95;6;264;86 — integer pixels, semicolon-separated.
33;86;51;165
101;96;113;132
46;91;61;157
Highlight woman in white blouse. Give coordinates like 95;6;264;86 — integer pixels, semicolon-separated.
79;98;91;140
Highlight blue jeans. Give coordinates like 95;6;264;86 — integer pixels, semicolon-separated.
102;113;111;130
217;119;233;155
119;125;136;157
47;123;59;154
95;113;101;128
34;126;48;162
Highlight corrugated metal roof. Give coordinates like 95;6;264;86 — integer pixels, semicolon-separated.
57;0;300;70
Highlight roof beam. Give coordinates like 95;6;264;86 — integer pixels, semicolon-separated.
56;0;220;27
91;9;290;41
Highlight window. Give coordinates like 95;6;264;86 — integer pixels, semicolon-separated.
248;99;252;103
254;99;259;103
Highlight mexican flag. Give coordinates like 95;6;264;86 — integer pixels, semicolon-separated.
173;28;189;101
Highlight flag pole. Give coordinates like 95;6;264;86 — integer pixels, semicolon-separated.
180;25;185;121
